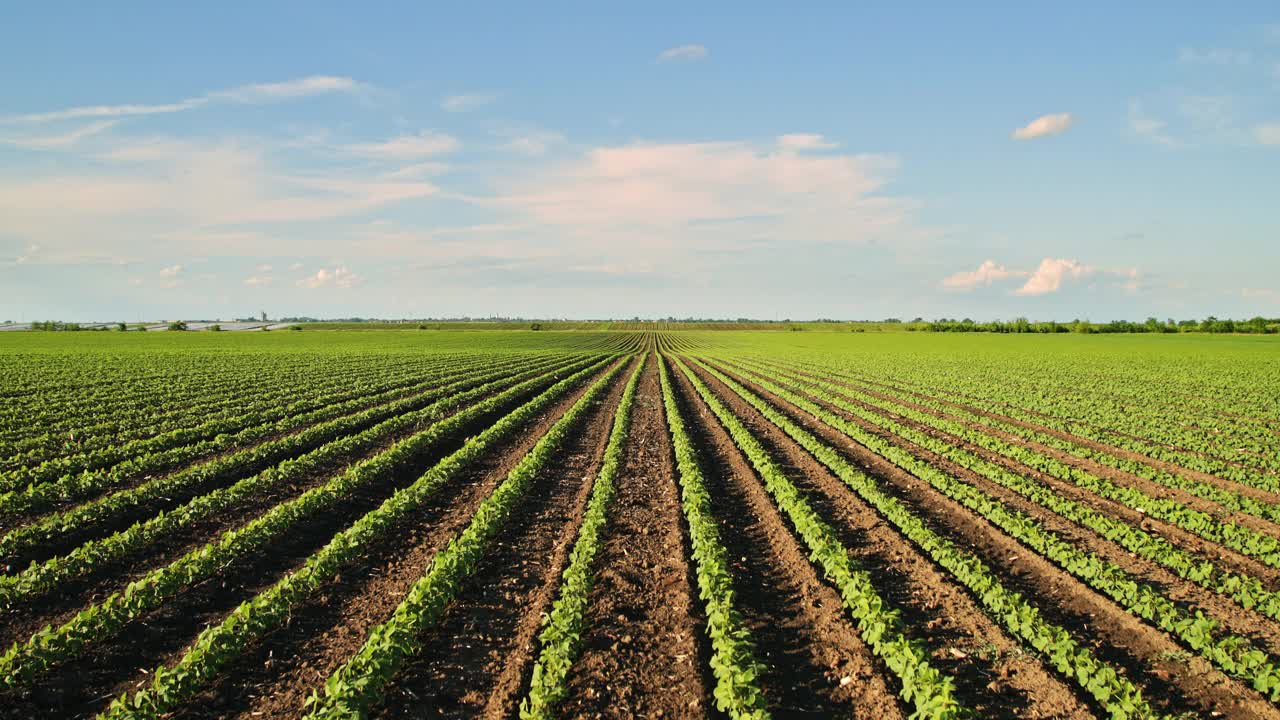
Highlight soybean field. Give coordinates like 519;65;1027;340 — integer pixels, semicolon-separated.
1;329;1279;719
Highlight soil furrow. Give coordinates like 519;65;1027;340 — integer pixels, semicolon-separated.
688;358;1096;719
0;362;617;720
369;358;636;719
708;361;1280;720
802;367;1280;591
668;357;906;719
556;355;715;719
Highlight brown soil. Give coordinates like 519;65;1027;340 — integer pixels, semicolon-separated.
0;359;580;651
369;358;637;719
706;359;1280;720
556;355;716;719
686;358;1095;719
0;358;576;638
843;374;1280;541
0;363;459;531
869;373;1277;485
806;367;1280;591
749;364;1280;662
0;370;500;569
0;360;619;720
667;358;908;719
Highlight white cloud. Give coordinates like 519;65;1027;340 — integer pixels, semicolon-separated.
1128;101;1181;147
502;131;566;157
1178;95;1233;131
243;274;273;286
0;136;440;260
288;262;304;271
941;260;1028;291
1012;113;1075;140
943;257;1140;296
657;44;708;62
0;75;360;125
488;139;915;260
1014;258;1094;296
15;244;40;264
441;93;497;112
348;130;460;159
777;133;838;151
383;161;451;179
1;120;119;150
1177;47;1251;65
255;263;272;272
158;264;184;289
1253;123;1280;146
209;76;360;102
1242;287;1280;302
297;266;361;289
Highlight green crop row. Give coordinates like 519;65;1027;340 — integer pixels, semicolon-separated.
674;357;962;718
694;359;1162;719
0;356;611;692
721;359;1280;704
0;356;576;605
750;361;1280;625
656;355;770;720
0;356;427;471
299;357;632;719
519;357;645;719
0;355;514;514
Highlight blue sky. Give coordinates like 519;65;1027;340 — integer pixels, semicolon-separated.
1;2;1277;321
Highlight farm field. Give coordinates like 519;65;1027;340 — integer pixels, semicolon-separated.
0;330;1278;719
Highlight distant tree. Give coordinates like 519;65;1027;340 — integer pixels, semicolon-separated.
530;323;543;331
167;321;188;331
260;310;267;322
208;324;222;332
117;322;128;331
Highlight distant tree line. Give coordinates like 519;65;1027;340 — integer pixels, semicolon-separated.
914;316;1279;334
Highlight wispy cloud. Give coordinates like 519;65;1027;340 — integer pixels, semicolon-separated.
1252;122;1280;146
0;75;361;125
777;133;838;151
941;260;1027;291
1012;113;1074;140
1;120;119;150
158;264;184;289
243;274;273;286
1128;100;1181;147
210;76;360;102
297;266;361;289
1177;47;1251;65
500;130;566;157
441;93;497;112
348;130;460;159
489;138;915;257
657;44;708;62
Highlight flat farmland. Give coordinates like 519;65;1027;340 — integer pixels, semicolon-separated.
1;329;1278;719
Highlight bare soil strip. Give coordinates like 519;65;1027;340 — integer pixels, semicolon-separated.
556;355;715;719
687;359;1095;720
0;362;619;720
668;358;907;719
368;360;637;719
708;360;1280;720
